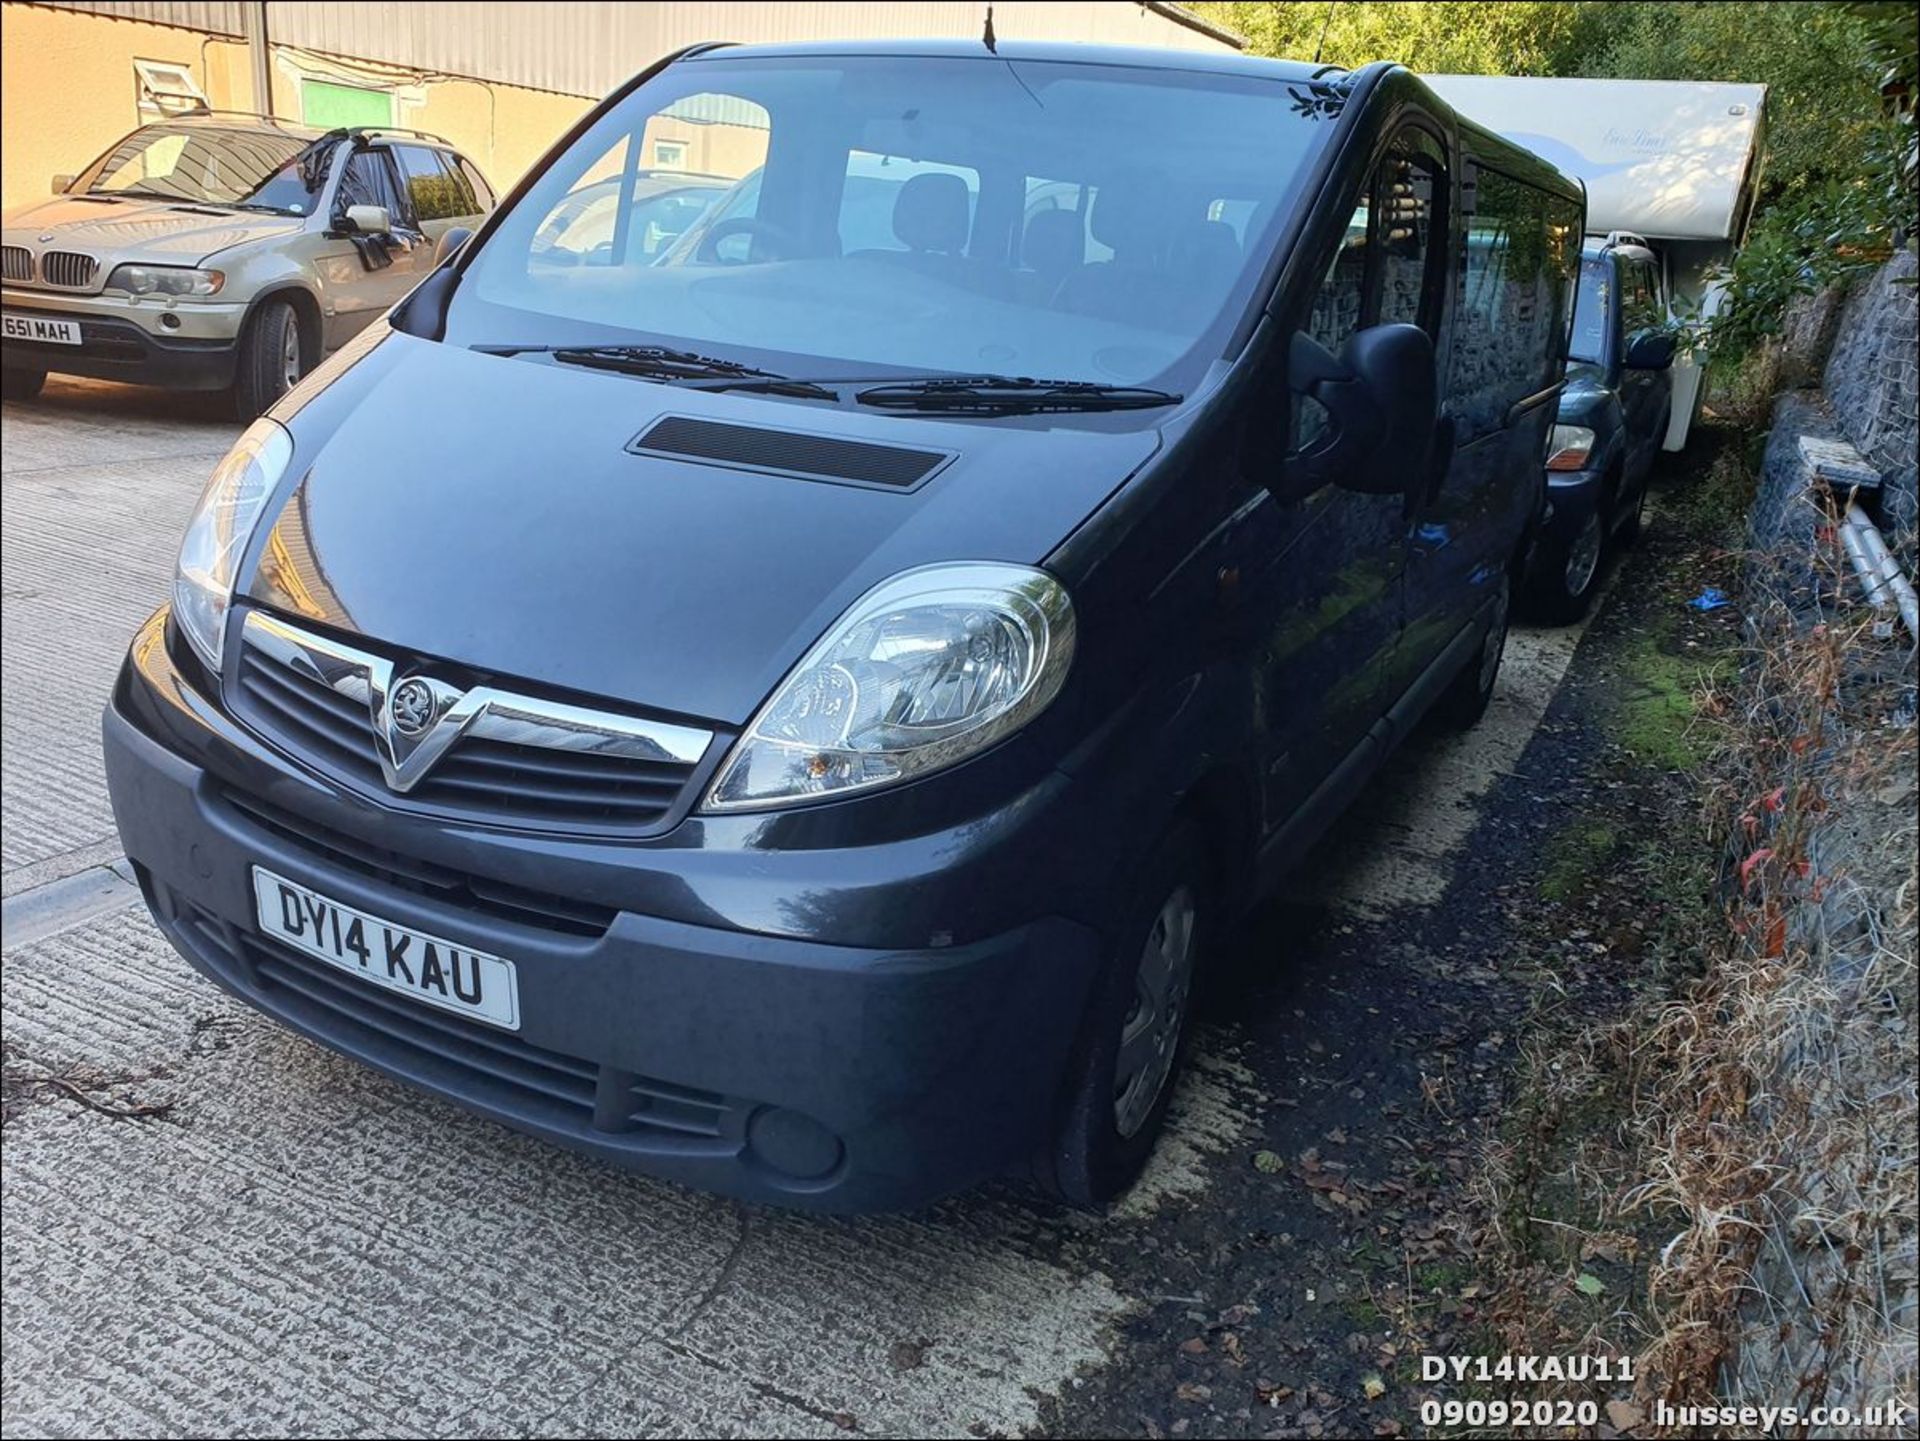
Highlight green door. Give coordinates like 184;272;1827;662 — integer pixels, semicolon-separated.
301;80;392;130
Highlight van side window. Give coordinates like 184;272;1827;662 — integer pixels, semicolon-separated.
1298;128;1447;447
1450;167;1581;440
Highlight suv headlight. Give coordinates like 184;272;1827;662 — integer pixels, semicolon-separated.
107;264;224;296
173;417;292;670
705;562;1075;811
1546;423;1596;472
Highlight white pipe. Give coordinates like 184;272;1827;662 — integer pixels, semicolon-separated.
1843;503;1920;646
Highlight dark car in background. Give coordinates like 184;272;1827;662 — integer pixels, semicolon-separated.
103;40;1580;1213
1526;233;1675;620
2;113;494;415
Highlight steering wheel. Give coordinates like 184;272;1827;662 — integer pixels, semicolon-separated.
694;215;804;264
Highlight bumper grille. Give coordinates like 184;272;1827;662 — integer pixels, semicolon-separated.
1;246;31;282
221;788;619;938
232;623;705;834
40;251;98;289
160;885;737;1144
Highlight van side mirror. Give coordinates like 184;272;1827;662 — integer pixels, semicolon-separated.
1288;323;1437;498
1624;330;1675;370
343;204;392;236
52;174;75;195
434;226;473;266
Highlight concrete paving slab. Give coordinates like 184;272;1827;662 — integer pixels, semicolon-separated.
0;907;1194;1438
1;387;237;882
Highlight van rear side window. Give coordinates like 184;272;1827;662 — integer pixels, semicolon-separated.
1452;167;1582;439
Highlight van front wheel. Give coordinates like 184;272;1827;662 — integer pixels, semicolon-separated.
1432;571;1511;731
1040;821;1208;1209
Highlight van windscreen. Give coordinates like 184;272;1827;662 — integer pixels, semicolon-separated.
449;54;1336;391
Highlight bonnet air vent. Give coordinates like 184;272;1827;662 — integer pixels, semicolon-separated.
627;416;953;492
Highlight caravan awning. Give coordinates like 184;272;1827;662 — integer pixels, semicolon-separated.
1425;75;1768;241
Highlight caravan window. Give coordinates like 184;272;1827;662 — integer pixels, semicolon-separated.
1451;167;1580;439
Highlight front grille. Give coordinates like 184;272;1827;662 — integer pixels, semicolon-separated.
1;246;31;282
233;633;702;834
160;886;737;1144
39;251;97;289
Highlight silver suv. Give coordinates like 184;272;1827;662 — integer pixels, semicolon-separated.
1;113;493;415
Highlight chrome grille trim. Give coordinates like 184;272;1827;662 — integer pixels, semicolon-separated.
39;251;99;290
0;246;32;283
239;611;714;791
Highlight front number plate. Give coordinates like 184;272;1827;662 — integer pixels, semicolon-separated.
2;313;81;345
251;866;521;1031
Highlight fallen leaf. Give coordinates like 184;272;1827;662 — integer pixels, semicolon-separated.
1179;1337;1208;1355
1175;1382;1212;1403
1606;1398;1646;1431
1253;1150;1284;1174
1362;1372;1387;1400
1574;1273;1606;1296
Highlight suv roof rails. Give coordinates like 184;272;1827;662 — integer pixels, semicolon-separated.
333;124;456;147
163;106;312;128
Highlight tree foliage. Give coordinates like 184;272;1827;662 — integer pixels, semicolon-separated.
1195;2;1600;77
1198;2;1918;363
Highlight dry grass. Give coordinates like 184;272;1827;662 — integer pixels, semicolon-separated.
1470;504;1918;1435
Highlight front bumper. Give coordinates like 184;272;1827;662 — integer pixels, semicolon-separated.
104;610;1103;1212
1535;466;1608;550
3;289;243;388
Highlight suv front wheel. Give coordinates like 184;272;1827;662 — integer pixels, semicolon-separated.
232;299;305;419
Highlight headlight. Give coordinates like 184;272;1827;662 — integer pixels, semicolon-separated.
173;417;292;670
1546;423;1596;472
705;562;1075;811
107;264;224;296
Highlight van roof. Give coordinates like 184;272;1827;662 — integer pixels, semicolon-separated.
1422;74;1768;242
680;37;1338;85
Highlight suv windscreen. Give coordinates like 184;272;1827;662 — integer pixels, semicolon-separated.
83;124;334;216
449;54;1337;391
1568;256;1610;365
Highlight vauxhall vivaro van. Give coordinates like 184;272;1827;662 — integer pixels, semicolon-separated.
104;40;1582;1211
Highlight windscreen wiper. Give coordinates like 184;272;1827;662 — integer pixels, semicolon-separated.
854;375;1182;415
477;343;836;401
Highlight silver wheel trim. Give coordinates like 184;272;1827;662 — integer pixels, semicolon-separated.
1114;884;1197;1139
279;320;301;390
1478;579;1510;693
1565;513;1603;597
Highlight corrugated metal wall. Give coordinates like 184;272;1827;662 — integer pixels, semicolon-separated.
20;2;1236;99
23;0;243;33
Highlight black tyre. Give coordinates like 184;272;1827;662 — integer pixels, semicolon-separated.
1040;820;1209;1209
1432;569;1512;731
231;299;304;419
1526;504;1604;624
1;366;46;401
1616;476;1648;547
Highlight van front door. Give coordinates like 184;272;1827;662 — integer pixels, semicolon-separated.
1254;129;1447;827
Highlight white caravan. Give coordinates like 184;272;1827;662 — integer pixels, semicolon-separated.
1425;74;1768;450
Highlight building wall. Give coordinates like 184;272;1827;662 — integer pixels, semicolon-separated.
27;1;1236;99
3;1;1239;213
1;4;256;210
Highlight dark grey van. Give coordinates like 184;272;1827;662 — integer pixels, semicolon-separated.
103;41;1582;1212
